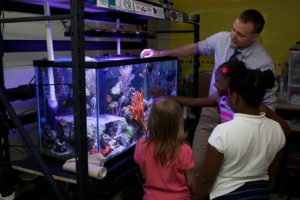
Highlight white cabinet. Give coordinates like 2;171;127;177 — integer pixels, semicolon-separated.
287;47;300;105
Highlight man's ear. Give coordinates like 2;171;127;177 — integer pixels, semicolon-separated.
251;33;260;42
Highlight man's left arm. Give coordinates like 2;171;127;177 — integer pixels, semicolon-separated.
258;60;277;111
259;103;291;136
259;61;291;135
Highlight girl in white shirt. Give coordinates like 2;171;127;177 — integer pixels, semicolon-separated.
192;67;286;200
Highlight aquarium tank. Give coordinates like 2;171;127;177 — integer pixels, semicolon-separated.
34;55;178;160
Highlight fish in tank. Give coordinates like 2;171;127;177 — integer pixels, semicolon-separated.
35;56;178;160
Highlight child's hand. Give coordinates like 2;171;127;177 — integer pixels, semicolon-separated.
150;89;165;98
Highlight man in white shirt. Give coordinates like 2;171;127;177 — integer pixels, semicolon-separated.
140;9;289;172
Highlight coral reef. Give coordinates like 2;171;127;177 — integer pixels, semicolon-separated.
128;90;146;130
41;115;98;159
108;65;136;116
99;114;133;157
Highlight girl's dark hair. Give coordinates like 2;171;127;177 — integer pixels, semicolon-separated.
218;60;247;80
229;68;275;107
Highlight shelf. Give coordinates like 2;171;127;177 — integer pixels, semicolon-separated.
287;121;300;132
3;40;147;52
11;147;135;184
291;125;300;132
5;0;198;24
287;84;300;87
12;156;77;184
276;100;300;111
9;0;102;12
64;29;155;40
276;100;300;132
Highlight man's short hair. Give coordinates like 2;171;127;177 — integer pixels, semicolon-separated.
238;9;265;34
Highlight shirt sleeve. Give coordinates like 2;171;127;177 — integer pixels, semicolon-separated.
134;138;143;164
262;82;277;111
195;32;222;55
208;125;225;154
178;143;195;171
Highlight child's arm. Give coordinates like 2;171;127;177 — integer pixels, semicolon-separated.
268;148;284;190
192;144;223;200
151;89;220;107
185;169;194;192
259;103;291;136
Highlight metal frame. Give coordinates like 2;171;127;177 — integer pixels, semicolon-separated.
0;2;66;199
70;1;89;199
0;1;17;197
0;1;201;199
193;14;200;99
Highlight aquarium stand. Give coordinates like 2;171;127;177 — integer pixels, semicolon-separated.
0;93;14;199
0;87;66;200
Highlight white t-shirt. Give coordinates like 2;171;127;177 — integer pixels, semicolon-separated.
208;112;286;199
196;32;277;110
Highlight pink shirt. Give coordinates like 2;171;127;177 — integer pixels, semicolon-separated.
134;137;195;200
219;95;234;123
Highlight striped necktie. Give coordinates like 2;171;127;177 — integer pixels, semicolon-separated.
229;49;241;61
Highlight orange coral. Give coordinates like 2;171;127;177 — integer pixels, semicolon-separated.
128;91;146;130
100;145;112;156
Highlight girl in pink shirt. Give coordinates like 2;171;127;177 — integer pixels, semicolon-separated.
134;97;195;200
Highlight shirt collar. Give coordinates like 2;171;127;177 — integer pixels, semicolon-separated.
233;112;266;120
234;41;258;59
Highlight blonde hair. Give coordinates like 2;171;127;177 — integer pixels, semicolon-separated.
146;97;185;166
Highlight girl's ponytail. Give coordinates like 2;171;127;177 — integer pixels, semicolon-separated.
261;70;275;89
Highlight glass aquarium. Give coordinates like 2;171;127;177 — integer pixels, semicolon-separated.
34;56;178;160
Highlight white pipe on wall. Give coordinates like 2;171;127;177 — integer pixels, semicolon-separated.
44;1;57;109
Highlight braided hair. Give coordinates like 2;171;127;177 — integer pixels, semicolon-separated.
229;67;275;107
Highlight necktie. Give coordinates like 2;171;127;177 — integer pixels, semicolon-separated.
228;49;241;61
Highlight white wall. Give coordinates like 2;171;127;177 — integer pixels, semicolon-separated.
3;11;69;68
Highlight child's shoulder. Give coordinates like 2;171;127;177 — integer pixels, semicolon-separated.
181;142;193;153
137;136;147;144
137;137;154;149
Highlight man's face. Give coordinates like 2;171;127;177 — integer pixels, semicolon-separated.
230;19;259;49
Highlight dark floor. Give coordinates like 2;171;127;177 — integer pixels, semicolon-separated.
12;168;144;200
9;168;300;200
6;149;300;200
